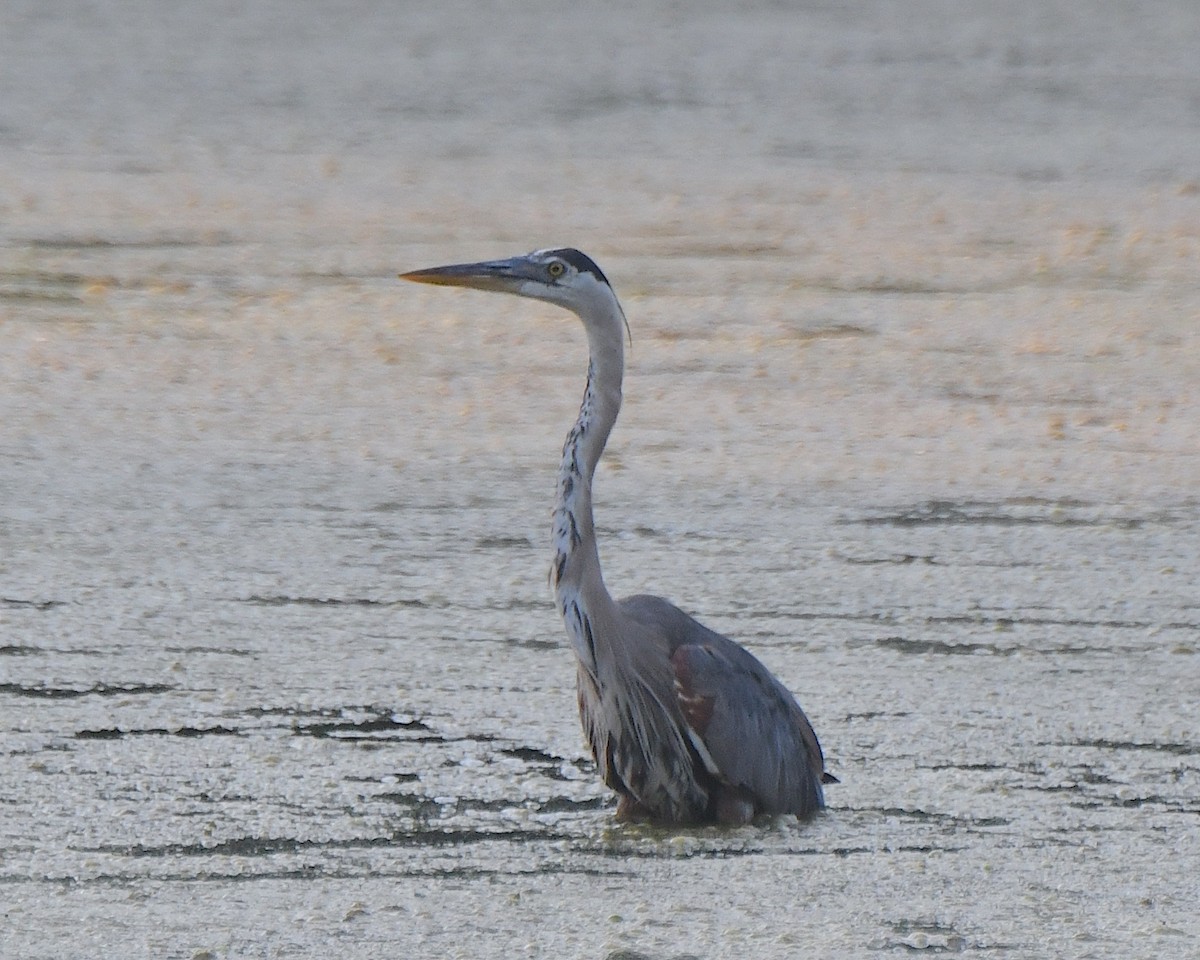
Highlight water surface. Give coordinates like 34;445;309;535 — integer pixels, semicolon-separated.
2;2;1199;958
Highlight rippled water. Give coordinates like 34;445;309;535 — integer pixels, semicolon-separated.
2;2;1199;958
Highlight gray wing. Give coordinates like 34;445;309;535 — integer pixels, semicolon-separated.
619;593;828;818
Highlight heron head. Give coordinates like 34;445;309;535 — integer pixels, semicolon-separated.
400;248;613;311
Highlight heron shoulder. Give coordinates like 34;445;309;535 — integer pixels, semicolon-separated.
617;593;762;666
617;593;713;647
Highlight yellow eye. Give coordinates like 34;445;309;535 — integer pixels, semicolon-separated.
547;261;566;278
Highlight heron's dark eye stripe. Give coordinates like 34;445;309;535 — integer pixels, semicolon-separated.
545;247;609;284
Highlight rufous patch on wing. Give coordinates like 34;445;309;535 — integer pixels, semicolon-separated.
670;645;716;734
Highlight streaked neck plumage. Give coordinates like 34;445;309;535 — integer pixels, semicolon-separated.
550;285;626;674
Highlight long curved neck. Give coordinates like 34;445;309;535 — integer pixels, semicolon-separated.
551;312;624;670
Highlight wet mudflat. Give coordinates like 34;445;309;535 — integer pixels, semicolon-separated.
3;2;1200;958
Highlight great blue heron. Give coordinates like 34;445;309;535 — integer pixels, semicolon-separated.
401;248;835;825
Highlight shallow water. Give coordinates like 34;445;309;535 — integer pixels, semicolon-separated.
2;2;1200;958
